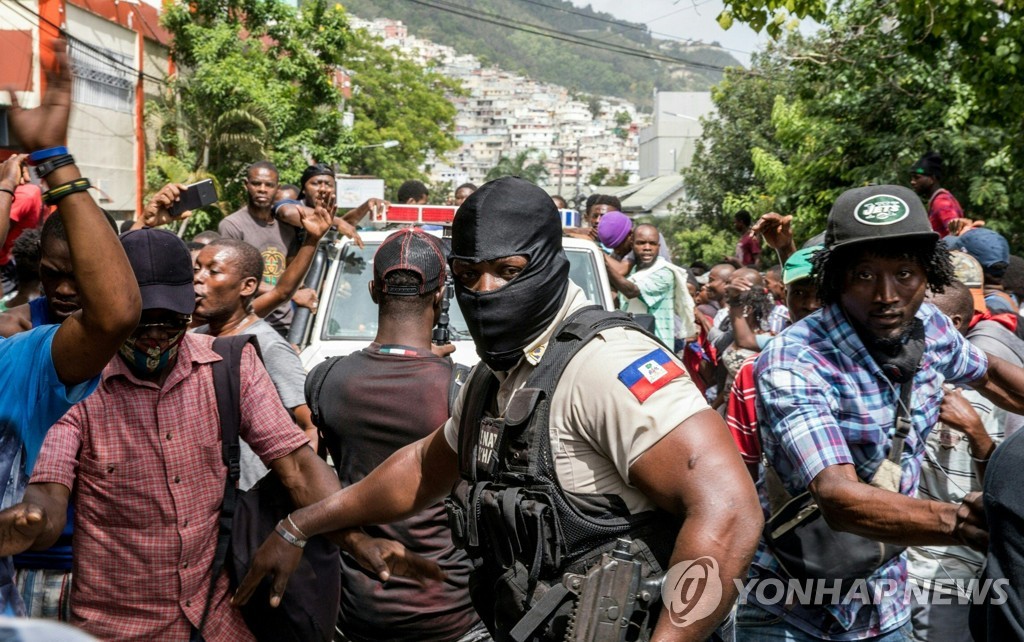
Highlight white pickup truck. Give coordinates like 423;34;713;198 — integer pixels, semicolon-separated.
291;222;614;370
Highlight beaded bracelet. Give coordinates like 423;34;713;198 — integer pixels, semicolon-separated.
28;146;69;165
43;178;91;205
34;154;76;179
274;519;307;548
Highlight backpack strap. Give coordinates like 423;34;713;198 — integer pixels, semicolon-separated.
200;334;260;633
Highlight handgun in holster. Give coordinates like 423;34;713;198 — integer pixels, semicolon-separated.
562;539;664;642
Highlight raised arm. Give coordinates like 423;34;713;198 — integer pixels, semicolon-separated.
751;212;797;267
605;254;640;299
0;154;27;247
7;40;140;384
251;203;332;318
130;182;189;230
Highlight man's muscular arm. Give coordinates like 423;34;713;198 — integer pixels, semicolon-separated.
809;464;986;550
630;408;763;642
234;426;458;606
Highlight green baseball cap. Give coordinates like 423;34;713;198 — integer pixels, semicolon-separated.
783;245;823;285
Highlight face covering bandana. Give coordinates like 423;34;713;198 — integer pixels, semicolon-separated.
450;177;570;372
118;328;187;375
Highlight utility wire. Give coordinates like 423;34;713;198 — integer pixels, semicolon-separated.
402;0;745;74
2;0;170;86
507;0;750;56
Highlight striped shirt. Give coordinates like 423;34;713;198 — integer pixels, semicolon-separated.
908;388;1002;589
750;302;988;640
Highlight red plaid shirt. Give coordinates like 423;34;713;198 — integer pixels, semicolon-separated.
31;334;308;642
725;355;760;464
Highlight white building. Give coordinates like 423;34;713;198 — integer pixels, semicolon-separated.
638;91;714;179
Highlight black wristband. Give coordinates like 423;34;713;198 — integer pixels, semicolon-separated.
43;178;92;205
34;154;76;179
0;187;13;198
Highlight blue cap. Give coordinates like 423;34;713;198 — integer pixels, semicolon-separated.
943;228;1010;277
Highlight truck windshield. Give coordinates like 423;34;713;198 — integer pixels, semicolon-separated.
321;241;605;341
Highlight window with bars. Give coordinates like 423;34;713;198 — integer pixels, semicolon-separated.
69;41;135;113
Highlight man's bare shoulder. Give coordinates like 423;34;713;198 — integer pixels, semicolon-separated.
0;304;33;338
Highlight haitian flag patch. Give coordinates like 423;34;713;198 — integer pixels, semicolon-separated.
617;348;684;402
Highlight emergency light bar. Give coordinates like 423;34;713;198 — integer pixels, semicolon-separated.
372;204;458;225
369;205;581;227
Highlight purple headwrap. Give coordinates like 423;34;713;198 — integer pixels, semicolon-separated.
597;211;632;248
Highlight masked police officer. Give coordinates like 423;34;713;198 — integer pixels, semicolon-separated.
235;177;762;642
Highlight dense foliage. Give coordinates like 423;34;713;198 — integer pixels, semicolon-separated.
672;0;1024;261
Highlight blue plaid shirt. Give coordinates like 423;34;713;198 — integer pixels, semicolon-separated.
749;302;988;640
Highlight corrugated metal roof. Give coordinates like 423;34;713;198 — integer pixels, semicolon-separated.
620;175;686;213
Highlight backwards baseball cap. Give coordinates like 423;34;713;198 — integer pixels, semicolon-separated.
373;228;446;296
783;245;823;285
825;185;938;251
120;228;195;315
949;250;987;313
596;211;632;248
943;228;1010;277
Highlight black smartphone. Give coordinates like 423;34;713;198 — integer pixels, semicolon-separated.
169;179;218;216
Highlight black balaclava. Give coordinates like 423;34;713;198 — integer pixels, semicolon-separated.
450;177;569;372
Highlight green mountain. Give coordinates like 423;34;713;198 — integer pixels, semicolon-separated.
338;0;743;109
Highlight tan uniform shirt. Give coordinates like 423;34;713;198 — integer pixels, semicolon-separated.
444;282;709;513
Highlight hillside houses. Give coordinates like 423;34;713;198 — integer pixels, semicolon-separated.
350;16;645;194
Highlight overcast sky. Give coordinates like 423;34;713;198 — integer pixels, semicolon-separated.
569;0;772;65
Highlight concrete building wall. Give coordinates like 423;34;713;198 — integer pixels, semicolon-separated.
638;91;714;179
65;4;137;214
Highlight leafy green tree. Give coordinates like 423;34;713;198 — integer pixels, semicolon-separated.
588;167;610;186
486;150;549;184
341;31;462;189
719;0;1024;126
157;0;358;214
683;0;1024;248
153;0;460;228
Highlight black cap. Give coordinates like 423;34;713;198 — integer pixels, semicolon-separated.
373;228;446;296
825;185;938;251
120;228;196;314
299;163;335;199
910;151;944;179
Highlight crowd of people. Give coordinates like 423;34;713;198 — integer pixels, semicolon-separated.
3;40;1024;642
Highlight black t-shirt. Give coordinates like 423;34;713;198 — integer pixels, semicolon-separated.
310;344;479;642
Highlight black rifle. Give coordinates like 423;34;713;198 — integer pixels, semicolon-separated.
432;271;455;345
563;540;663;642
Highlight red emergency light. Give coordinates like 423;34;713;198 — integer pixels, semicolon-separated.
372;204;458;225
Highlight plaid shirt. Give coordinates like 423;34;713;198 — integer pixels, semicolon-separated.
726;355;761;465
751;302;988;640
31;334;308;642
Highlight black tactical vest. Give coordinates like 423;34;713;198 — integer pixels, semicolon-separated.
445;307;678;642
